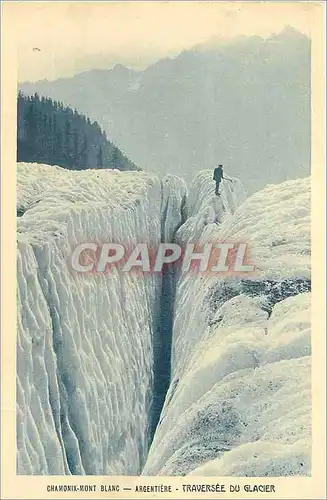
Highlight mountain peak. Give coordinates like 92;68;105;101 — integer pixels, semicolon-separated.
111;63;132;73
270;25;309;41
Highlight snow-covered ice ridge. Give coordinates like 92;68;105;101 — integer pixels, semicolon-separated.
143;172;311;476
17;163;187;475
176;170;246;244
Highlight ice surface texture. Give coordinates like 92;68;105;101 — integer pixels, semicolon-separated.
17;164;310;476
17;163;186;475
143;174;311;476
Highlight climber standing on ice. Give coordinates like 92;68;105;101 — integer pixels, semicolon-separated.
213;164;233;196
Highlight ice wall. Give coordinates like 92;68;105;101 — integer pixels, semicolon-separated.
143;176;311;476
176;170;246;244
16;163;186;475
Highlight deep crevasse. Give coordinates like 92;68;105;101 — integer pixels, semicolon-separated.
17;163;186;475
143;171;311;476
17;164;311;477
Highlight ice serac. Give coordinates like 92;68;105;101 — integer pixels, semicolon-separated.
160;174;187;243
176;170;246;244
143;175;311;476
16;163;185;475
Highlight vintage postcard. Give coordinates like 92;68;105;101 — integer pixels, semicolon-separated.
1;1;326;499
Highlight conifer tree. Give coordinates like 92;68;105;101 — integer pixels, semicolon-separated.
17;92;139;172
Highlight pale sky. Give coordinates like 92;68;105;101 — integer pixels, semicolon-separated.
5;1;316;82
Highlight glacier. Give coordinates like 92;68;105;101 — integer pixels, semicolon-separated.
17;164;311;477
17;163;186;475
143;172;311;476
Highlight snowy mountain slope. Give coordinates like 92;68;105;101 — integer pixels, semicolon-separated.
143;176;311;476
17;163;186;475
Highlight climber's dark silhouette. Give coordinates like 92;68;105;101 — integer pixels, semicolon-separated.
213;164;233;195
